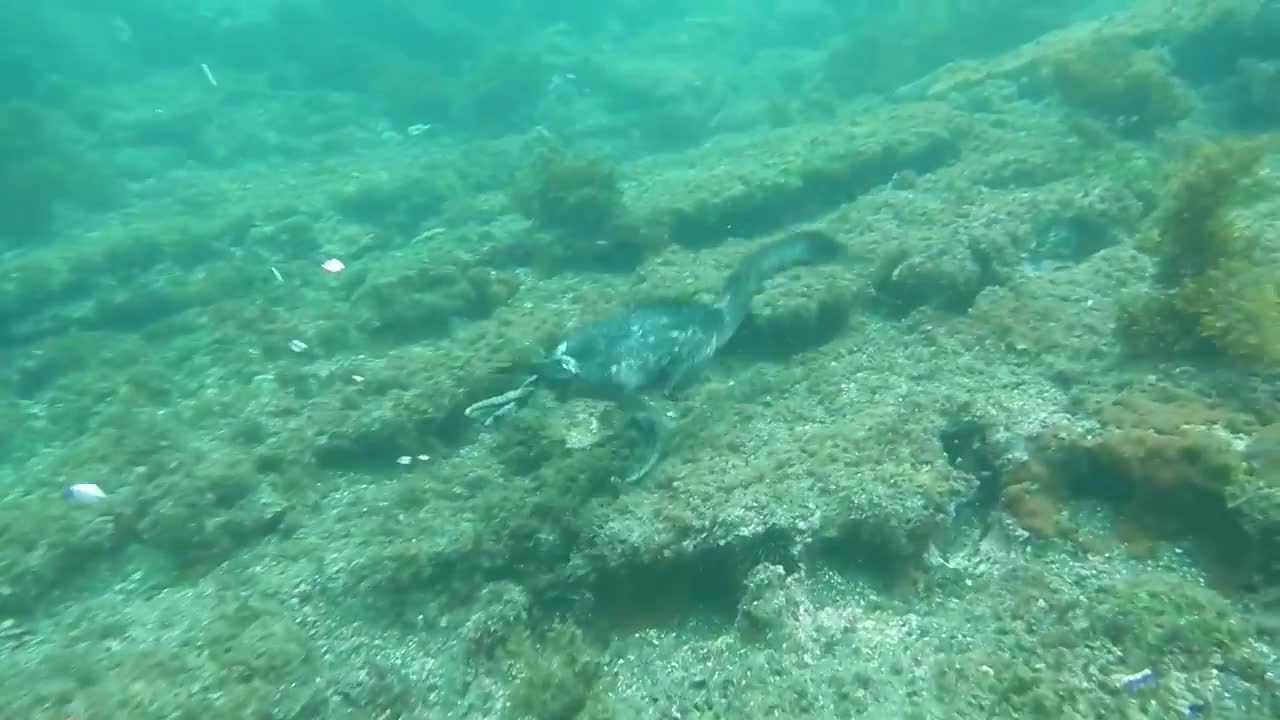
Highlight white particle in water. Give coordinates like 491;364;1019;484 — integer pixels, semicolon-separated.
64;483;107;505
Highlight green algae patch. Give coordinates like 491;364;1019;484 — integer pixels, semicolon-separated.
1047;39;1196;136
1117;137;1280;366
0;208;260;347
0;100;119;241
0;495;120;616
624;103;962;251
342;395;658;617
0;593;333;720
505;623;605;720
353;262;520;343
507;141;656;273
512;144;624;239
1093;574;1248;668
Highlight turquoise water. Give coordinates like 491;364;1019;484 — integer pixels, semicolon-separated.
2;1;1280;718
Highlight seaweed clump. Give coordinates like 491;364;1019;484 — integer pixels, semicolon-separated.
1117;138;1279;365
509;142;652;272
0;100;118;241
353;261;518;343
512;143;623;238
505;623;604;720
1048;40;1196;137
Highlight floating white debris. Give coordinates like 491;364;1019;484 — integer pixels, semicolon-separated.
407;123;434;136
396;456;413;465
1116;668;1156;691
416;454;430;461
270;266;284;282
321;258;345;273
288;339;308;352
351;374;365;383
200;62;218;87
64;483;106;505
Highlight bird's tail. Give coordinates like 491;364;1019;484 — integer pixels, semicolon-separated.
715;230;844;342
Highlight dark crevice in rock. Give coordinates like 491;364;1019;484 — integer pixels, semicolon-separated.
811;519;930;594
589;527;799;635
939;416;1005;519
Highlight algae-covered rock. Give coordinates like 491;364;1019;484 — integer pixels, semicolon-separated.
505;140;661;272
872;242;989;316
734;563;794;644
0;495;119;616
130;454;289;570
511;144;623;237
0;100;119;241
648;106;960;251
1117;137;1279;366
998;382;1280;585
353;262;518;342
1091;574;1247;667
1047;39;1196;136
462;581;532;662
506;623;603;720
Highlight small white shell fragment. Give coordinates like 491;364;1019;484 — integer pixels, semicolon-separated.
64;483;106;505
1116;667;1156;691
396;455;413;465
321;258;345;273
288;339;308;353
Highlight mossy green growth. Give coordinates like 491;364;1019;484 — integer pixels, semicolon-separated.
1118;138;1280;364
129;453;287;571
505;622;604;720
1091;574;1245;668
1189;258;1280;363
1146;139;1265;287
0;100;118;240
43;597;325;719
0;495;119;616
354;263;518;342
1049;40;1196;137
511;143;624;238
508;142;657;272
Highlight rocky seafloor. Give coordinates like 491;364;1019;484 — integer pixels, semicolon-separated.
2;1;1280;718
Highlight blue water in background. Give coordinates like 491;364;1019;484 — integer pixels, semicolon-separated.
0;0;1125;252
0;1;1114;169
